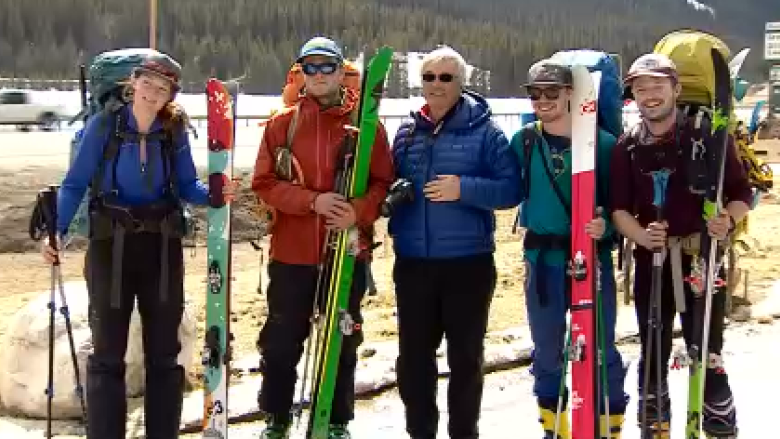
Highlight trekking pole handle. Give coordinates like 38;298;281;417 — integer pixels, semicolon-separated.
39;185;61;265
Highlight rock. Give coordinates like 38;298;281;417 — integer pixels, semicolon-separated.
0;282;198;419
730;305;752;323
752;280;780;322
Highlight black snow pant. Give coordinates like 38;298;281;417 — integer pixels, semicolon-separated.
256;260;367;424
84;233;185;439
633;248;737;434
393;253;497;439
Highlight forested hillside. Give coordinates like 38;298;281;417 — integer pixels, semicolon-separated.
0;0;774;95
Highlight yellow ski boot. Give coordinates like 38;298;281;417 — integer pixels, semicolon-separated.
599;413;625;438
539;406;571;439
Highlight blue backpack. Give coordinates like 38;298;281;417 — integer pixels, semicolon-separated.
548;49;624;138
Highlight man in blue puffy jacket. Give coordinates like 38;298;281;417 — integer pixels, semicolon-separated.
510;59;628;438
385;45;522;439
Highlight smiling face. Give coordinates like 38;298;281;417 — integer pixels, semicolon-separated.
529;85;572;124
301;55;345;100
131;73;174;114
421;59;462;113
630;75;680;122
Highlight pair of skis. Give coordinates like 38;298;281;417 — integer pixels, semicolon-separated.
553;66;607;439
297;46;393;439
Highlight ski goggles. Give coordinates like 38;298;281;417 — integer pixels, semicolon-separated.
527;86;567;101
422;72;456;83
301;62;339;76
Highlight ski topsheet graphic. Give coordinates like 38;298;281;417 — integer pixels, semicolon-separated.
203;77;237;439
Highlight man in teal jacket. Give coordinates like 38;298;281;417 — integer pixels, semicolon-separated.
510;59;628;439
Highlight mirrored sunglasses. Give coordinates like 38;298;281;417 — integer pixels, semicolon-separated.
302;62;339;76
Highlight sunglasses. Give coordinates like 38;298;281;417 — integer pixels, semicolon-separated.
527;87;566;101
422;72;456;83
302;62;339;76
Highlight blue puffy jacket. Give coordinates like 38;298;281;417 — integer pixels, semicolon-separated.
388;90;522;259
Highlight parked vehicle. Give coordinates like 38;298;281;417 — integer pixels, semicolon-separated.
0;89;65;131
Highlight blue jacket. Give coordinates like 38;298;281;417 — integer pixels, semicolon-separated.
388;90;522;259
57;105;209;235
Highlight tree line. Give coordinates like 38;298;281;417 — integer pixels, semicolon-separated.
0;0;773;96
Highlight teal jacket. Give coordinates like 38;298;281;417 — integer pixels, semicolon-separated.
510;122;617;266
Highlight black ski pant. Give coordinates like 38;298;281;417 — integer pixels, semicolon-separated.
393;253;496;439
256;260;367;424
85;233;185;439
633;248;736;430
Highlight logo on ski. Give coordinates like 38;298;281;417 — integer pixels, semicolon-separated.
580;99;597;114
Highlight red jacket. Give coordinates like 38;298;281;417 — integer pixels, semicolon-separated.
251;90;394;265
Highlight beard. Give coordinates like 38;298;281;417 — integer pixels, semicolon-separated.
638;100;676;123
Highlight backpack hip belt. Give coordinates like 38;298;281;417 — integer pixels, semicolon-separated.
89;198;183;309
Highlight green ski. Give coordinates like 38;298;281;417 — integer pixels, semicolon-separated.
305;46;393;439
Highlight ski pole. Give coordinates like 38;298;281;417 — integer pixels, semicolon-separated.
641;169;671;438
554;315;572;438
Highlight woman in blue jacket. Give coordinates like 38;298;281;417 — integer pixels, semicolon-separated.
386;45;522;439
41;52;228;439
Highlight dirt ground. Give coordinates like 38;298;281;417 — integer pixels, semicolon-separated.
1;164;779;382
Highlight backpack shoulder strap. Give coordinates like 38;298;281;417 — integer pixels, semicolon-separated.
161;125;179;200
90;108;123;199
523;123;572;220
285;102;301;150
273;102;303;183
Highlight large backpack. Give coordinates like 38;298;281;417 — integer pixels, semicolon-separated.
653;30;730;108
68;48;187;238
549;49;624;139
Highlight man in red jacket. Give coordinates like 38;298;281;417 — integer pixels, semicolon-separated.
251;36;394;439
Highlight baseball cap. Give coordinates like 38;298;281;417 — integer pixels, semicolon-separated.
133;51;182;91
624;53;678;84
523;60;573;87
297;37;344;64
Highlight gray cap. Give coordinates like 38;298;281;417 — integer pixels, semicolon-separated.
624;53;678;84
524;60;573;87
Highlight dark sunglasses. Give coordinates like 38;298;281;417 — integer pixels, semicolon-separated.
302;62;339;76
527;87;566;101
422;72;455;83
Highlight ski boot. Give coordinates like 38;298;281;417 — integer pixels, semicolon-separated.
259;414;291;439
539;406;571;439
328;423;352;439
599;413;624;439
703;357;738;439
637;391;671;439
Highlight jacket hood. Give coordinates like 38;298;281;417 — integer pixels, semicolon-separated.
411;89;492;132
